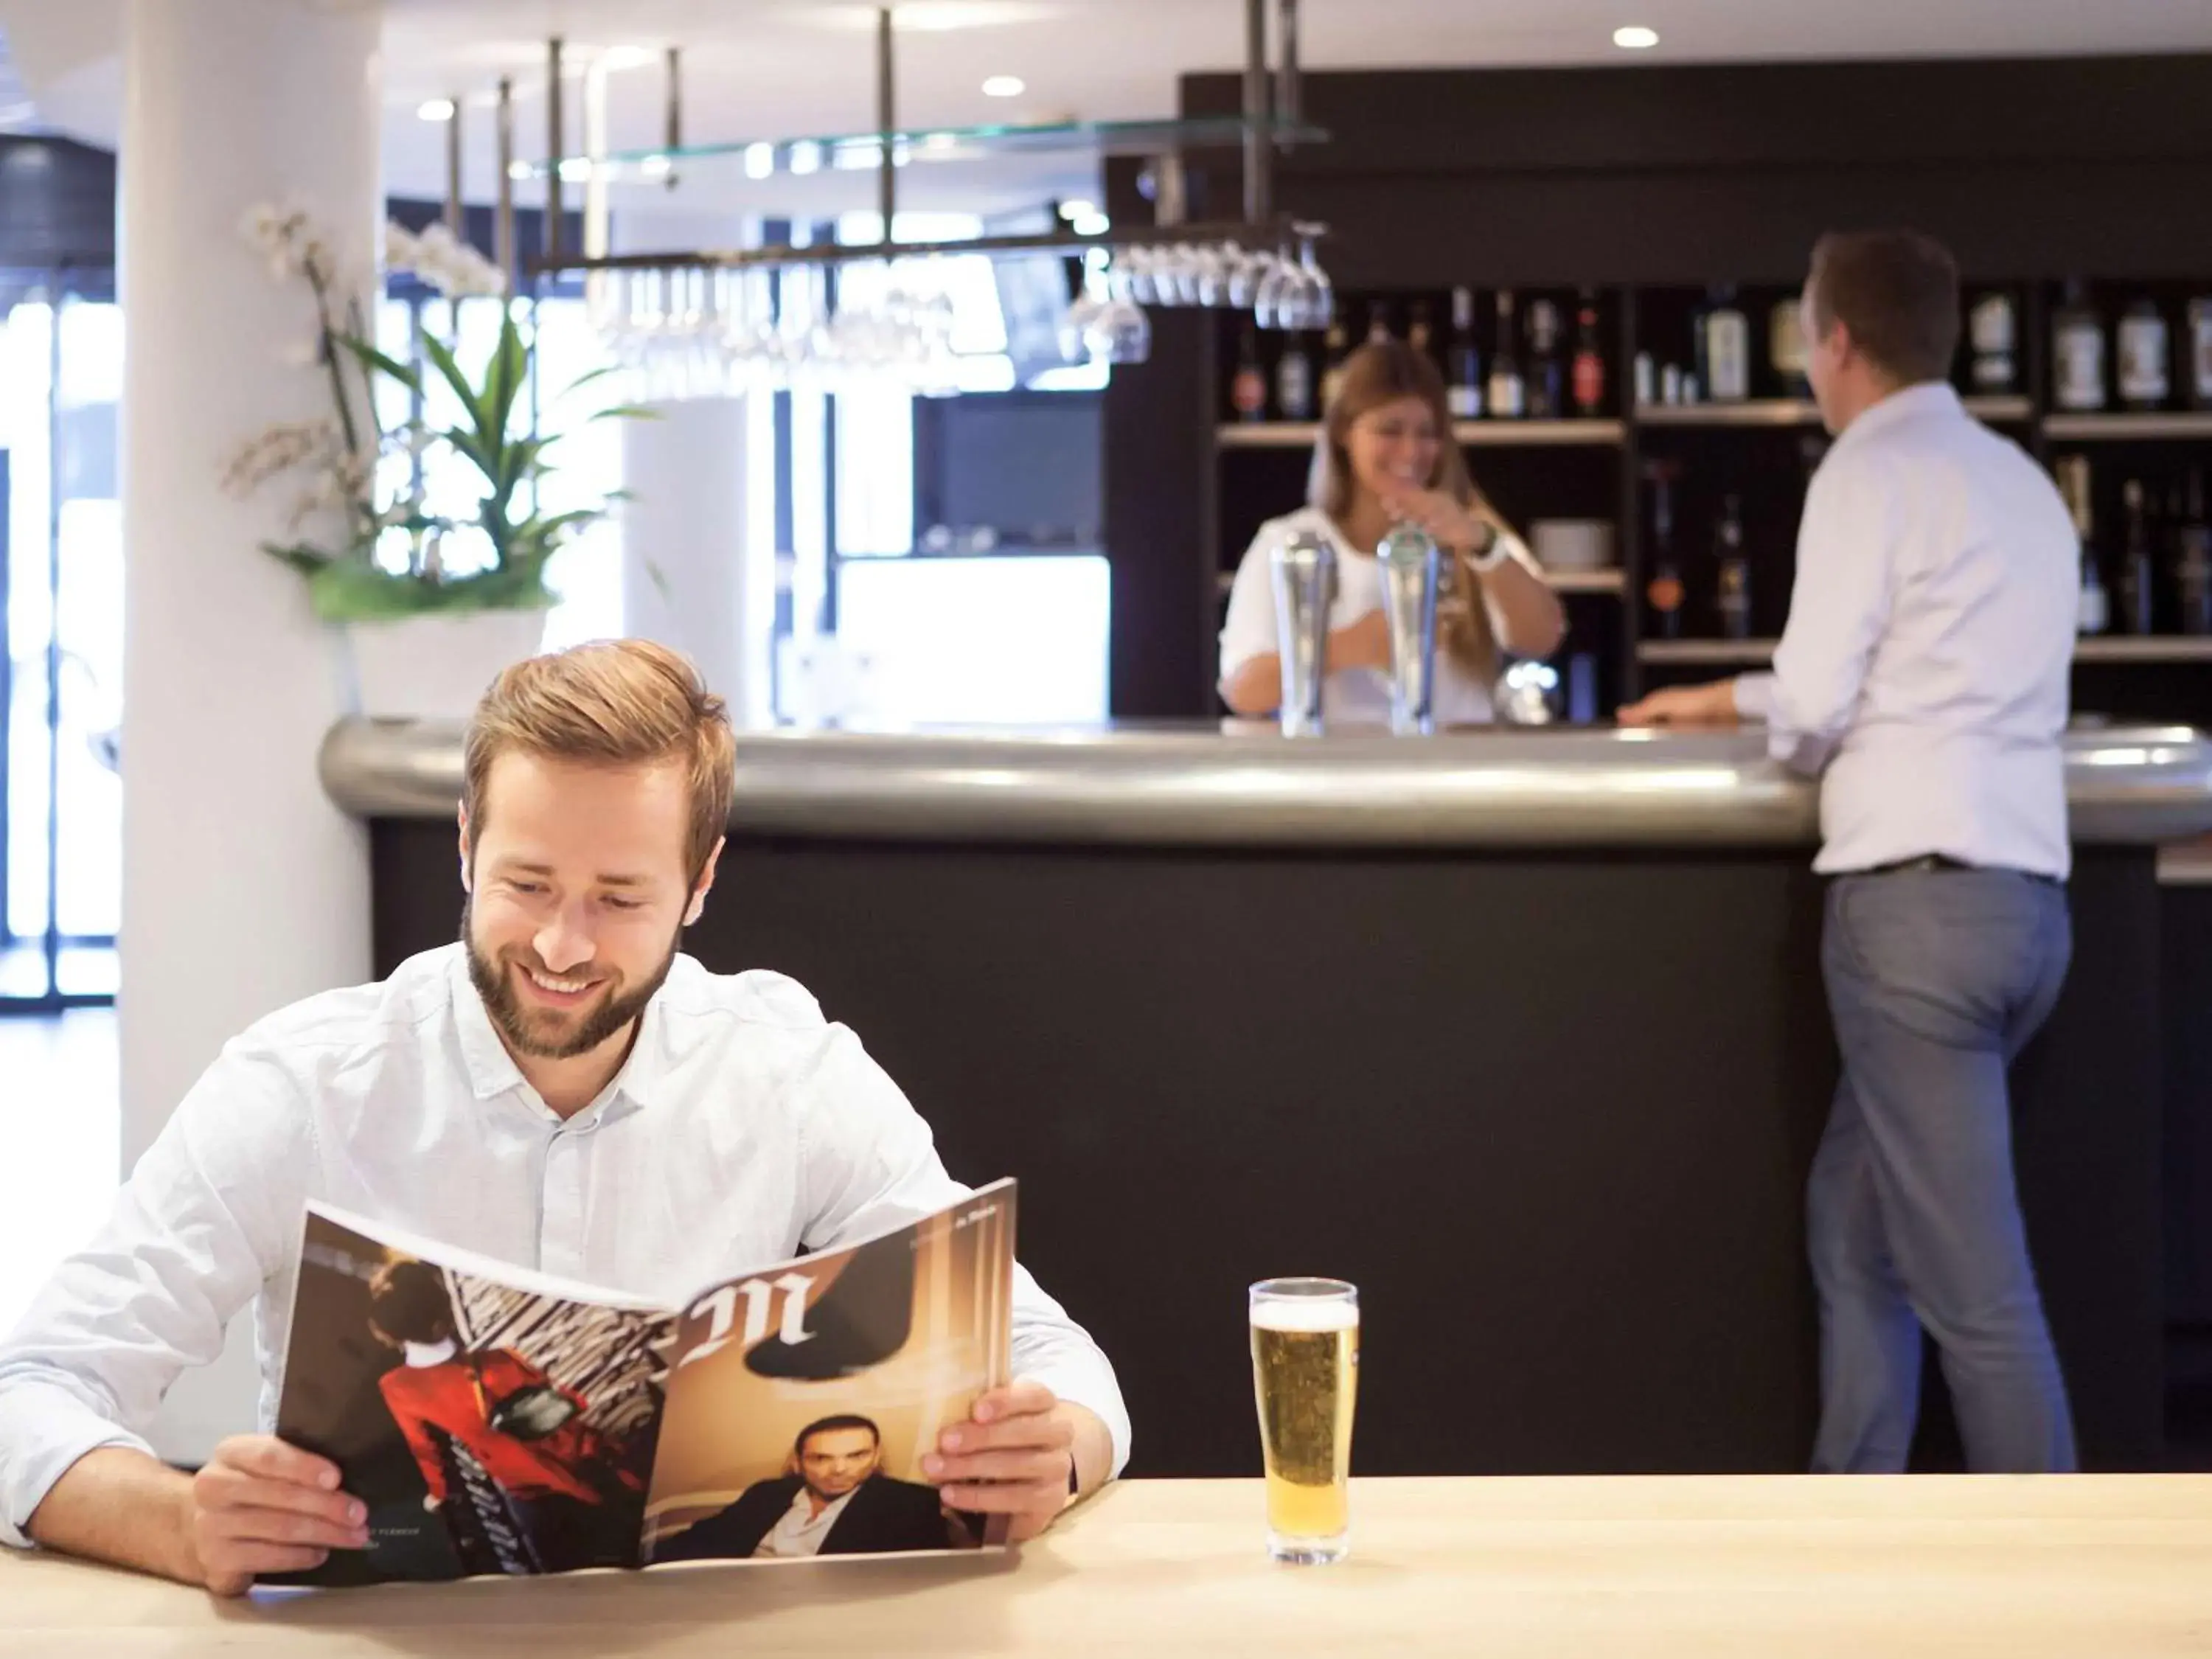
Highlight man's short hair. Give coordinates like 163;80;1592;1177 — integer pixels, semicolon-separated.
366;1258;454;1347
795;1414;881;1456
462;640;737;888
1807;229;1962;387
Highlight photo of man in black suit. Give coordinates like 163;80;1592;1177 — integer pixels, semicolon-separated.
653;1415;956;1562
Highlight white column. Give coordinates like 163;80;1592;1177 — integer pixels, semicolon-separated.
620;398;753;709
119;0;380;1459
611;209;762;714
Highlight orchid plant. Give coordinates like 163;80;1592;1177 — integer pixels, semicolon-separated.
222;204;647;621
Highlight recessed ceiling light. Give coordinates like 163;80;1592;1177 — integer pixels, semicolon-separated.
641;154;672;178
1058;198;1099;221
1613;24;1660;49
982;75;1026;98
557;157;591;182
417;98;456;122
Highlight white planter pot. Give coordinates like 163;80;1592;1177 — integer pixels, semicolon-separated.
343;609;549;721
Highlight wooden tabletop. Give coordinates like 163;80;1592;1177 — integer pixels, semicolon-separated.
7;1475;2212;1656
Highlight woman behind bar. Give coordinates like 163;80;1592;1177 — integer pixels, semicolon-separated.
1217;341;1565;723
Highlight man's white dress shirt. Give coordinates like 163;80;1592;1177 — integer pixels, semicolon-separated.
1733;383;2077;877
0;945;1131;1547
755;1486;856;1559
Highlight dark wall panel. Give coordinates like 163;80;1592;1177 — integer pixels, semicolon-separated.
371;821;2167;1476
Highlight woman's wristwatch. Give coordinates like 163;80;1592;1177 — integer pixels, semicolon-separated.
1462;521;1510;575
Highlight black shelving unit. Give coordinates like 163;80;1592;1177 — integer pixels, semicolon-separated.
1202;277;2212;723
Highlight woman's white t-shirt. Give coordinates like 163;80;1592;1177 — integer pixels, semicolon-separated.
1217;506;1542;726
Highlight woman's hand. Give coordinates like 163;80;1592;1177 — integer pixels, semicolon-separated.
1377;485;1490;557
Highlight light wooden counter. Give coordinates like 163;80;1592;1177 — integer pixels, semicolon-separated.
6;1475;2212;1656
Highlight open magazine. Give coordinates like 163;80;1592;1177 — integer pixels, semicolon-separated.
267;1180;1017;1586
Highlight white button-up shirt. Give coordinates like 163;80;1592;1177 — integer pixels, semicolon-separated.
1734;382;2076;877
0;946;1131;1548
755;1486;856;1559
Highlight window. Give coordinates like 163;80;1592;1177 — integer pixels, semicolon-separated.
0;283;122;1004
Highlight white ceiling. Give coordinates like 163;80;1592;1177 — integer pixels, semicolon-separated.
7;0;2212;231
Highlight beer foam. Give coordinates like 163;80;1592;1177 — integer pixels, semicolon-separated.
1251;1298;1359;1333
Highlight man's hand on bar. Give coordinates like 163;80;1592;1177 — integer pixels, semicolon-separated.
1618;680;1744;729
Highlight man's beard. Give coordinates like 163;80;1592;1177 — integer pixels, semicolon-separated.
462;897;681;1061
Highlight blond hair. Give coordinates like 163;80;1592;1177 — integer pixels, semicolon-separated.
1307;340;1516;682
463;640;736;886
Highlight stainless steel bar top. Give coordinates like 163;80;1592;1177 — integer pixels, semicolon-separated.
320;719;2212;849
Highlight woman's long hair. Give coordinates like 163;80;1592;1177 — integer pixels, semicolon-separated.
1307;340;1516;681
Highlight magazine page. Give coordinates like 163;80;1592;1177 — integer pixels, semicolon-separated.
641;1180;1018;1568
269;1203;675;1586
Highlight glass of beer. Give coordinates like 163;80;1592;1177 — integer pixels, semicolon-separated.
1249;1277;1359;1565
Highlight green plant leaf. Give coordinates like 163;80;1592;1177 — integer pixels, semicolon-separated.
417;328;482;421
496;435;549;497
337;335;425;397
261;541;334;575
438;425;495;482
481;311;530;447
550;362;629;403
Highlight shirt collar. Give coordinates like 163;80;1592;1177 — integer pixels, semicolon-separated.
445;942;672;1118
1832;380;1963;453
787;1485;858;1520
449;946;527;1102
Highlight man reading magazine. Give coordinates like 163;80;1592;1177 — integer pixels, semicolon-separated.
0;640;1129;1595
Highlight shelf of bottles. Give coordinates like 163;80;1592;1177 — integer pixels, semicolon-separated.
1211;276;2212;688
1633;395;2035;428
1217;418;1628;449
1638;639;2212;667
1637;639;1779;667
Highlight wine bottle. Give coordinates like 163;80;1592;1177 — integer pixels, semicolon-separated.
1645;465;1684;641
2118;478;2157;634
1447;286;1484;419
1231;323;1267;423
1572;293;1606;416
2178;467;2212;636
1488;291;1526;419
1527;299;1564;420
1714;493;1751;641
1969;293;2018;393
1366;302;1394;347
2118;297;2171;412
1770;296;1809;397
1318;319;1352;409
1407;298;1436;358
1275;330;1315;422
1703;284;1751;402
2057;456;2109;636
2190;296;2212;410
2052;281;2107;413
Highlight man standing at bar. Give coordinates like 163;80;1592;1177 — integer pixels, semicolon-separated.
1621;229;2079;1472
